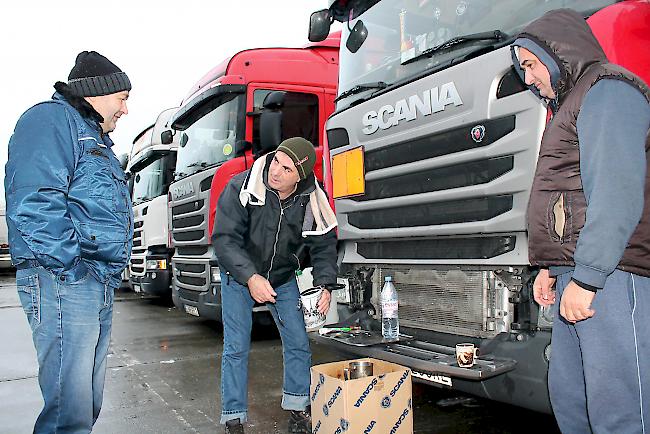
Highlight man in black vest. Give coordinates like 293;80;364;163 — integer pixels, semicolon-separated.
511;9;650;433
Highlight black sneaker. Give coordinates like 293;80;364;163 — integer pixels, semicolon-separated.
225;418;244;434
288;409;312;433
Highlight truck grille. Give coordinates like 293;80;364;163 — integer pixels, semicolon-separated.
171;199;206;244
170;170;217;293
132;220;146;255
177;275;206;287
357;236;516;260
174;230;204;242
354;156;513;202
177;246;208;256
339;115;517;235
130;257;145;276
377;266;511;338
173;215;204;229
348;195;513;229
178;288;201;301
176;263;204;273
173;261;209;291
364;116;514;171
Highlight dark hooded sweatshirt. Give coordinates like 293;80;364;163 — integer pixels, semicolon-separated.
512;9;650;289
213;153;338;288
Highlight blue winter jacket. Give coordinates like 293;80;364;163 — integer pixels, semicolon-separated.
5;92;133;288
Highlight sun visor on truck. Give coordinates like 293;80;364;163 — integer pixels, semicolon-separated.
171;84;246;131
327;0;380;22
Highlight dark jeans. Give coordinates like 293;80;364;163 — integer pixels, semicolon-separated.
220;273;311;424
549;270;650;433
17;265;114;434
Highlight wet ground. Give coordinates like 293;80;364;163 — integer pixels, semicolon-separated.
0;271;560;433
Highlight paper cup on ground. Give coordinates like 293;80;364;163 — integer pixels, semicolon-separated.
300;287;326;331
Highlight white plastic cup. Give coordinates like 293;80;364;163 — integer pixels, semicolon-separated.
300;287;326;331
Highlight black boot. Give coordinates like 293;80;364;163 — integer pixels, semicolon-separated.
225;418;244;434
287;408;312;433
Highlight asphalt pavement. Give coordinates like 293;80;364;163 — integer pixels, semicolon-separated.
0;271;560;433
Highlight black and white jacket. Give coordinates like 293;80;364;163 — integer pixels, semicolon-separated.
212;153;338;288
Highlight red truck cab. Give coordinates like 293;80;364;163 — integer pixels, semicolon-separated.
167;33;340;320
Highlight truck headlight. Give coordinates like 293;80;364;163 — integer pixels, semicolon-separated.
146;259;167;270
211;266;221;284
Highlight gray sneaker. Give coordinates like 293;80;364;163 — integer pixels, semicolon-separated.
287;409;312;433
225;418;244;434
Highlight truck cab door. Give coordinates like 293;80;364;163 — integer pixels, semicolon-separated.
246;84;324;179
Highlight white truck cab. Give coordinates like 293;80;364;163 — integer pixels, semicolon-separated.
127;108;179;297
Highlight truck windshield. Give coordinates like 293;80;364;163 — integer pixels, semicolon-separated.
337;0;616;108
174;94;243;180
132;154;173;205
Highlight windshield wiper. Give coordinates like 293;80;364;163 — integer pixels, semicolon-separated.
403;30;507;65
187;162;208;168
335;81;388;103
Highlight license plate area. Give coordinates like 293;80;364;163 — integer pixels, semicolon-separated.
184;304;199;316
412;370;452;387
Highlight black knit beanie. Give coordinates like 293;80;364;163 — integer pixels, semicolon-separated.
276;137;316;180
67;51;131;97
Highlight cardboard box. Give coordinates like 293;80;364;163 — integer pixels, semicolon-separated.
310;358;413;434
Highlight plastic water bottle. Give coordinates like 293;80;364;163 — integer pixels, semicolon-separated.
381;276;399;340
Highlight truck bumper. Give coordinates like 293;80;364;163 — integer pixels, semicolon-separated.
132;269;171;297
312;332;516;380
172;281;271;322
312;309;552;413
172;283;222;321
0;254;13;270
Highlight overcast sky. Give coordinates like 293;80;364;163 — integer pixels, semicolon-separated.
0;0;332;198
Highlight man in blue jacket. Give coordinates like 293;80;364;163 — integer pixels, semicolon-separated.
511;9;650;433
5;51;133;434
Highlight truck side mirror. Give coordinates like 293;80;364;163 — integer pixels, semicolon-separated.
346;20;368;53
161;129;174;145
180;132;189;148
259;111;282;157
308;9;332;42
117;152;129;171
235;139;252;157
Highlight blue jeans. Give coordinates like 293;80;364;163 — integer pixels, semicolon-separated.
220;273;311;424
549;269;650;434
16;264;114;434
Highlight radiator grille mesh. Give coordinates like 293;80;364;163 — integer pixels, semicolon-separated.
378;267;492;338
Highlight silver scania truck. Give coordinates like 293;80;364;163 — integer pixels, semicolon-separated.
307;0;645;413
